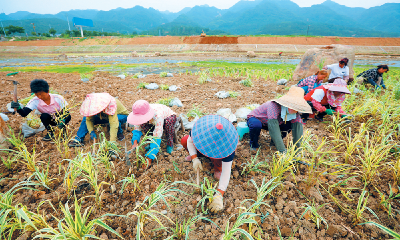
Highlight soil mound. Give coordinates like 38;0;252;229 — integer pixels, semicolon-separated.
183;36;238;44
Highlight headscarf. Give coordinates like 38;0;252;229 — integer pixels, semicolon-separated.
281;106;297;122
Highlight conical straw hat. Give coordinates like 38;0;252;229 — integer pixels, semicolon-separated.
273;87;312;114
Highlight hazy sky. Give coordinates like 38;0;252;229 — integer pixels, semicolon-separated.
3;0;400;14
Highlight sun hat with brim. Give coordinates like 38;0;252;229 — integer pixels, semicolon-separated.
80;93;117;117
328;78;351;94
191;115;239;159
273;87;312;114
127;100;155;125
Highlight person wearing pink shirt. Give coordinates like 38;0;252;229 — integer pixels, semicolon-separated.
11;79;70;141
127;100;177;169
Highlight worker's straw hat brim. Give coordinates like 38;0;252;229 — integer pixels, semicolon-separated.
273;87;312;114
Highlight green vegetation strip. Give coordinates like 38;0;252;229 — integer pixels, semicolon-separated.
0;63;148;74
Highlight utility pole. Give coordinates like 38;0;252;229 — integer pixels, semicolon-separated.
31;23;36;34
0;21;6;37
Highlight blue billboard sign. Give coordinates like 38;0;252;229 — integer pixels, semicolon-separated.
72;17;94;27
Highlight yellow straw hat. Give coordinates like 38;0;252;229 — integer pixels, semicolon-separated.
273;87;312;114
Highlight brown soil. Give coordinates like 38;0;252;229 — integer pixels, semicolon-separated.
1;36;400;47
0;71;399;240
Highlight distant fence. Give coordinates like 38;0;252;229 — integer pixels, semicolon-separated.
1;44;400;55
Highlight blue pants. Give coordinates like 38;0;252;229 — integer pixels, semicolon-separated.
76;115;127;141
247;117;292;148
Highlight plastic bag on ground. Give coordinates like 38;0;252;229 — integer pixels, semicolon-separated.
169;85;180;91
81;78;90;82
138;74;146;78
353;87;362;94
277;79;288;85
180;113;199;130
7;102;24;112
169;98;183;107
145;83;159;90
21;122;45;138
235;108;252;119
166;73;174;77
0;113;9;121
215;91;230;99
216;108;237;123
117;74;126;79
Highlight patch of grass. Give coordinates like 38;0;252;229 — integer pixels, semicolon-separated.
157;97;173;106
240;78;254;87
160;84;169;90
137;82;149;89
160;72;168;77
228;91;240;98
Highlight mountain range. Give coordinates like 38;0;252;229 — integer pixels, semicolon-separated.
1;0;399;37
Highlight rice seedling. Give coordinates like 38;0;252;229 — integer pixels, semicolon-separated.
68;153;109;207
62;160;82;196
241;149;266;176
133;132;160;168
241;177;280;215
126;182;185;240
0;152;17;169
160;72;168;77
228;91;240;98
193;177;219;214
375;184;400;218
301;200;328;229
157;97;173;106
240;79;254;87
352;187;379;224
268;146;297;184
356;133;392;185
132;73;141;79
221;212;258;240
33;197;123;240
315;58;326;70
392;157;400;185
118;174;140;195
165;213;219;240
301;132;349;188
160;84;169;90
359;222;400;239
6;127;24;150
80;73;93;80
6;142;41;172
137;82;149;89
186;105;205;119
29;161;57;190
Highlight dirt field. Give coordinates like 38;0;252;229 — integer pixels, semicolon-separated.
0;69;398;239
2;36;400;47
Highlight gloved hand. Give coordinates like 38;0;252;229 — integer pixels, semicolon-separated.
11;101;21;110
108;150;117;161
209;194;223;213
166;145;173;154
90;131;97;140
192;157;203;171
325;109;336;115
57;119;65;129
132;140;138;151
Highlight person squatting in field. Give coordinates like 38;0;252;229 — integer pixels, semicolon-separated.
68;93;129;147
357;65;389;89
296;69;329;94
181;115;239;213
11;79;71;141
302;78;351;123
324;58;350;83
128;100;177;169
246;87;312;153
